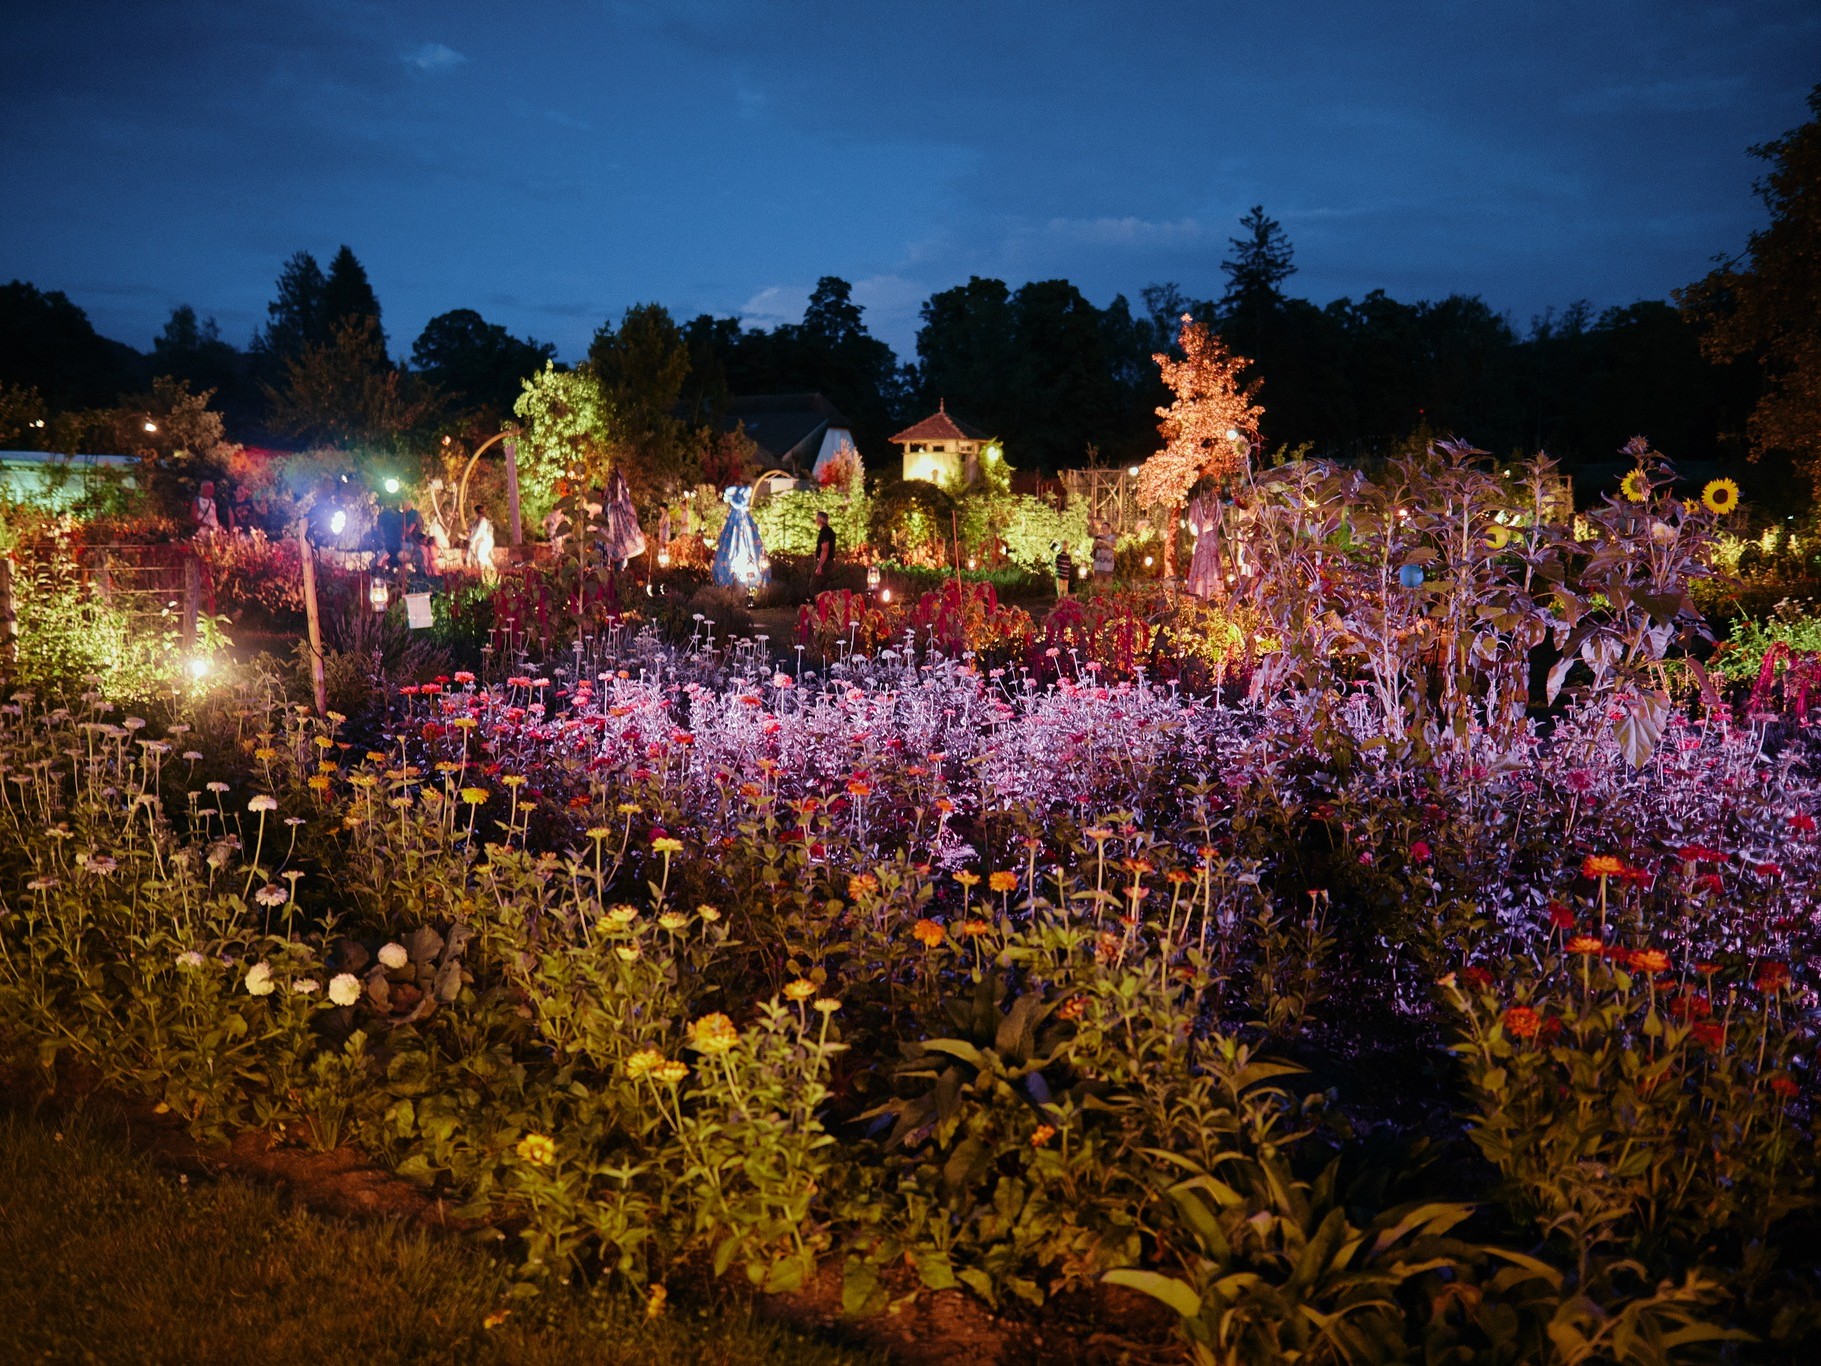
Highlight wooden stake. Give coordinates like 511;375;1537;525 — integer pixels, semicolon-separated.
0;556;15;666
299;526;327;716
504;436;523;547
181;556;201;650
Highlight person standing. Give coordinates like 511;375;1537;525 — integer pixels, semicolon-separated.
466;506;498;584
656;502;674;560
1052;541;1074;598
1092;520;1116;583
811;510;835;595
191;480;221;538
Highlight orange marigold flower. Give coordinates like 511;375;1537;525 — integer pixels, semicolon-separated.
1582;854;1626;878
1565;935;1605;956
911;918;946;948
988;871;1018;894
1503;1006;1542;1039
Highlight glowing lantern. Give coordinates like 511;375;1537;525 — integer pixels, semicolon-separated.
1398;564;1425;589
369;578;390;614
866;564;881;591
657;547;671;569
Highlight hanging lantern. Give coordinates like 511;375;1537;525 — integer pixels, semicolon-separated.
966;556;978;571
657;546;671;569
1398;563;1425;590
369;577;390;614
866;564;881;591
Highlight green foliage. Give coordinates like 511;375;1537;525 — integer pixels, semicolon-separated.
512;364;613;523
752;487;872;558
957;492;1088;573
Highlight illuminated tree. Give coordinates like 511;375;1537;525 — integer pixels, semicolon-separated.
1135;315;1263;576
512;362;612;518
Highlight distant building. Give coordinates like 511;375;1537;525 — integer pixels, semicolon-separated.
722;393;860;483
891;401;998;489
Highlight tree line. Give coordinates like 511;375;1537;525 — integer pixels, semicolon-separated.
2;85;1813;504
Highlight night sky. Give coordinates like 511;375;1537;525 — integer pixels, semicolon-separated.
5;1;1817;362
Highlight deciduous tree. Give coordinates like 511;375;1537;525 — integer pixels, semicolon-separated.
1136;315;1263;576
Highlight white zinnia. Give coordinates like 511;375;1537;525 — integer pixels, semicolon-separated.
292;978;320;995
377;942;409;970
244;962;275;996
248;794;278;813
176;950;206;969
327;973;362;1007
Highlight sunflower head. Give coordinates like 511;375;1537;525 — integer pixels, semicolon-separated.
1619;468;1649;503
1702;478;1740;515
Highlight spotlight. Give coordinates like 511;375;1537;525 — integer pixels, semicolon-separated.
383;477;401;495
330;509;348;536
880;588;892;603
186;656;210;680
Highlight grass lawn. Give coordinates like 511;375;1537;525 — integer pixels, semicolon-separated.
0;1103;872;1366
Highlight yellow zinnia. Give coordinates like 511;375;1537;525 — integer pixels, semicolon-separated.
1702;478;1740;515
515;1132;557;1165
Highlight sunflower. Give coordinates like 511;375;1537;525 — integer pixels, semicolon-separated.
1702;478;1740;515
1484;524;1511;550
1618;468;1649;503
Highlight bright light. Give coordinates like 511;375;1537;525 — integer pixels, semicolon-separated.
330;509;347;536
966;556;978;571
187;656;210;680
879;588;892;603
30;418;44;428
383;477;401;495
1143;555;1155;568
143;420;158;433
1225;428;1240;441
1127;465;1140;477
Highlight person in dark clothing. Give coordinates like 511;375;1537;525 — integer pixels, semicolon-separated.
811;510;836;594
376;503;405;569
1053;541;1074;598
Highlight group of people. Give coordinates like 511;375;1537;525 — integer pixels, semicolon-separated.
1050;521;1118;597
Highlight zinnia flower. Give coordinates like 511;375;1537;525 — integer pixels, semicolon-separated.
176;950;206;969
1503;1006;1542;1039
515;1133;557;1165
1754;962;1791;993
686;1012;740;1054
1629;948;1671;975
912;918;946;948
847;873;880;900
328;973;362;1006
1030;1124;1057;1147
651;836;683;855
1566;935;1604;956
1581;854;1625;878
254;884;289;908
459;787;488;805
783;979;817;1001
248;795;278;813
377;942;409;969
988;871;1018;894
292;978;320;996
244;962;275;996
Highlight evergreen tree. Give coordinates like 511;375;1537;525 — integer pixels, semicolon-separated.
1220;205;1296;320
321;245;385;351
410;309;555;427
252;251;328;366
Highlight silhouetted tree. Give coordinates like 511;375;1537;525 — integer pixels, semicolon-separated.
411;309;555;427
321;245;385;350
1679;83;1821;491
0;280;142;410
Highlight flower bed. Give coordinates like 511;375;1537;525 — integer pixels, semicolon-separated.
2;624;1817;1358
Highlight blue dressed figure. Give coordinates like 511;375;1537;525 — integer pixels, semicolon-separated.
712;485;769;589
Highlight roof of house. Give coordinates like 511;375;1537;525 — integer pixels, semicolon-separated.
722;393;851;467
889;399;990;445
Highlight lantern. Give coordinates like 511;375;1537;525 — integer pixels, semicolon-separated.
657;547;671;569
966;556;978;571
866;564;881;591
1398;564;1425;590
369;577;390;614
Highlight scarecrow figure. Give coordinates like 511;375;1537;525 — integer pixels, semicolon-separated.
601;470;646;569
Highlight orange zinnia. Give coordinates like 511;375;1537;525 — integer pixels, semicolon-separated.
912;918;946;948
1565;935;1605;956
1503;1006;1542;1039
988;871;1018;894
1630;948;1671;975
1582;855;1625;878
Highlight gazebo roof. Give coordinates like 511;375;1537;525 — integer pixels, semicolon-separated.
889;399;990;445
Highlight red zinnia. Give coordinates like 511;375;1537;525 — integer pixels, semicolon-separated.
1754;962;1791;993
1503;1006;1542;1039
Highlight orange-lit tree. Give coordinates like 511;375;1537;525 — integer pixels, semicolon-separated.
1135;315;1264;577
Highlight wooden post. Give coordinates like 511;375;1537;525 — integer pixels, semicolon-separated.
94;547;112;604
503;436;523;548
299;527;327;716
0;557;15;666
181;556;201;650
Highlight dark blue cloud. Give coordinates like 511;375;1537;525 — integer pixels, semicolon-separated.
2;0;1815;362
